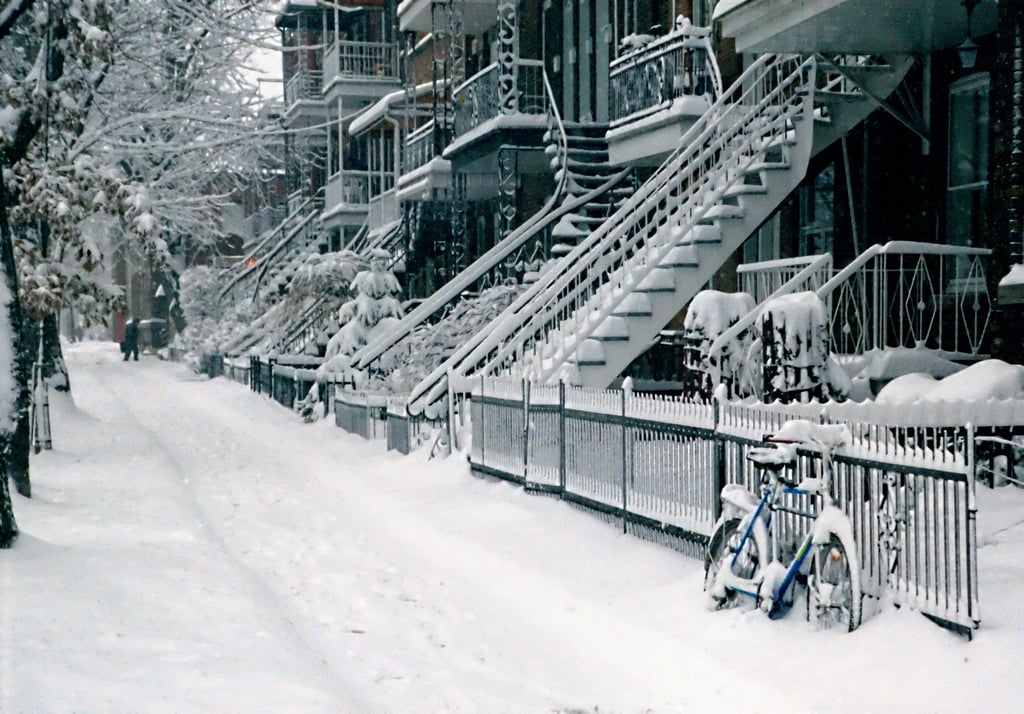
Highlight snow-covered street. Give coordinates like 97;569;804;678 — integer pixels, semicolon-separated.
4;342;1024;713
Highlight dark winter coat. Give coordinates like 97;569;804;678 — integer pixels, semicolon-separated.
124;321;139;349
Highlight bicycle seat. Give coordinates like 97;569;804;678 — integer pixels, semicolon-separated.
747;445;797;471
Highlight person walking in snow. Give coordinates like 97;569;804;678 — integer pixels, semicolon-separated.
123;317;140;361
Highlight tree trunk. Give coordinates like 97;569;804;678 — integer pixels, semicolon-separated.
7;302;33;496
0;439;16;547
43;314;70;391
0;156;21;545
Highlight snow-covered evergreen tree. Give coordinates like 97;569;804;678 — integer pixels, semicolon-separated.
317;249;403;384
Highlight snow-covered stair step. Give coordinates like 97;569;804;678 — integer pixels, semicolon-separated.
664;244;700;267
575;338;607;366
744;160;791;175
695;204;745;224
612;292;653;317
591;316;630;342
677;222;723;244
817;90;869;105
636;267;676;293
723;183;769;199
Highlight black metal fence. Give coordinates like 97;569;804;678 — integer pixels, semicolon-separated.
472;378;982;635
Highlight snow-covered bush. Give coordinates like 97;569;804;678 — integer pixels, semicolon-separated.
317;249;403;384
176;266;261;362
179;266;222;326
682;289;755;398
364;283;523;395
759;291;847;402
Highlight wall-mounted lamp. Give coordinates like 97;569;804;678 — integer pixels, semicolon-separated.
957;0;981;69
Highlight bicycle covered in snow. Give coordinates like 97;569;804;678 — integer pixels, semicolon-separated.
704;420;863;631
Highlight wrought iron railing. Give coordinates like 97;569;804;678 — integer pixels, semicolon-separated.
368;188;399;231
471;377;981;634
284;69;324;107
403;121;439;174
452;58;548;138
609;24;721;124
323;40;398;88
407;54;817;410
820;242;991;358
737;255;835;304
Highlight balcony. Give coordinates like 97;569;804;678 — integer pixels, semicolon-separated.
368;188;400;233
445;59;549;162
285;69;323;107
715;0;999;54
283;69;327;127
606;23;721;167
322;172;373;229
398;0;499;34
397;121;452;203
323;40;401;103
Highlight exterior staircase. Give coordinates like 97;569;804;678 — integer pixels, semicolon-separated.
406;53;912;409
218;195;325;308
549;123;636;257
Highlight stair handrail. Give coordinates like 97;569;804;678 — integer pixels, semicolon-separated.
276;294;331;355
705;252;834;387
350;65;575;371
816;240;991;357
219;194;322;304
405;53;817;410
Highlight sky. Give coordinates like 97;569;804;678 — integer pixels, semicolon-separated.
3;340;1024;713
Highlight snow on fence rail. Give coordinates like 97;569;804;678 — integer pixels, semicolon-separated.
472;379;984;634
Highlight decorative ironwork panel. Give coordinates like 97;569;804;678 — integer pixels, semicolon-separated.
451;171;468;275
497;0;519;114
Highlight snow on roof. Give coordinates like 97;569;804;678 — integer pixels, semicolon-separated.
348;81;439;136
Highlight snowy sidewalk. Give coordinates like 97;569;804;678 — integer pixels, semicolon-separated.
4;342;1024;713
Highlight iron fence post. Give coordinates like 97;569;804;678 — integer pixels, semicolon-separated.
523;379;530;485
559;380;566;494
967;421;980;631
713;399;725;521
621;388;628;533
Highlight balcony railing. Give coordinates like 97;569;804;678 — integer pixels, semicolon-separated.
284;69;324;107
323;40;399;88
369;188;399;231
326;171;377;207
453;59;548;139
404;121;438;174
609;25;720;125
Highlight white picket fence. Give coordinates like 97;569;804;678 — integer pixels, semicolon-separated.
472;378;992;635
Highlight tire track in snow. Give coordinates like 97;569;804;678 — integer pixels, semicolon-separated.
74;356;368;712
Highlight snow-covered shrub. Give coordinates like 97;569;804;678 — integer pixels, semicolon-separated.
365;283;524;395
176;265;261;363
759;291;847;402
179;266;223;326
317;249;403;384
682;289;755;398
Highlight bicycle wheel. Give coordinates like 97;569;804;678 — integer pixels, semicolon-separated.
806;533;862;631
705;518;761;608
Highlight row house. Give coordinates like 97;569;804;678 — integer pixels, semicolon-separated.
260;0;1019;398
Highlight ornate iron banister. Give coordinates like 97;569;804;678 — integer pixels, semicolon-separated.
407;53;817;410
353;64;575;374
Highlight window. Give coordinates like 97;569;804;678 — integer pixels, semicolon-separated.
947;73;989;253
